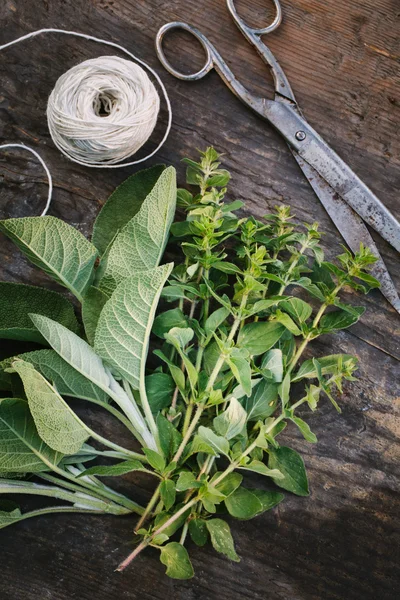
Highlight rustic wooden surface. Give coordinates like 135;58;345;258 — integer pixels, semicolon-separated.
0;0;399;598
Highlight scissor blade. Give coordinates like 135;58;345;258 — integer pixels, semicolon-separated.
263;101;400;253
293;153;400;314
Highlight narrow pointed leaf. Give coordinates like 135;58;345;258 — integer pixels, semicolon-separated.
0;216;97;300
98;167;176;295
92;165;165;255
95;263;174;389
12;360;89;455
0;282;79;343
0;398;64;473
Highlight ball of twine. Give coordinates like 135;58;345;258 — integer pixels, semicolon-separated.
47;55;160;166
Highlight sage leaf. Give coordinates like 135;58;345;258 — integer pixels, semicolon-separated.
92;165;165;255
81;286;108;345
241;380;278;422
0;216;97;301
160;480;176;511
0;398;64;473
97;167;176;295
159;542;194;579
9;349;109;404
206;518;240;562
0;505;24;529
0;282;79;343
268;446;309;496
12;360;89;455
197;426;230;458
29;314;153;448
213;397;247;440
238;321;285;356
94;263;174;390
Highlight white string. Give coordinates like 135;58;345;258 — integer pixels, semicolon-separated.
0;144;53;216
47;55;160;165
0;28;172;169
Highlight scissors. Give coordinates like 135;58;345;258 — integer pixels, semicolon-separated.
156;0;400;314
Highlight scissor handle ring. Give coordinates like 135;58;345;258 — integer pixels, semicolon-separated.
155;22;214;81
227;0;282;35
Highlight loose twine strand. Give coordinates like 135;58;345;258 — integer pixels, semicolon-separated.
0;28;173;214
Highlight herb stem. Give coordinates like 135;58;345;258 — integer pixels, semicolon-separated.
134;484;162;532
117;498;198;572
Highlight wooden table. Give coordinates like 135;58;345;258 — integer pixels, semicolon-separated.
0;1;399;598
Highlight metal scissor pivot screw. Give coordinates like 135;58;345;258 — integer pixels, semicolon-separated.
295;131;306;141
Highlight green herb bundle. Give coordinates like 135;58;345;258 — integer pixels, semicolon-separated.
0;148;378;578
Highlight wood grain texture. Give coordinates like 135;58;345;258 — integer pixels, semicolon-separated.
0;0;399;598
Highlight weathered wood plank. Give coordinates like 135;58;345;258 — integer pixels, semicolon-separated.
0;0;399;598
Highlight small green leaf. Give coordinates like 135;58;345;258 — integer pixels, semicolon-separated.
280;298;312;324
212;261;242;274
189;518;208;546
197;426;230;458
146;373;175;414
143;449;166;473
159;542;194;579
238;460;283;479
210;472;242;498
92;165;165;255
261;349;283;383
268;446;309;496
153;308;188;338
206;518;240;562
227;354;252;397
157;413;182;460
78;460;146;477
205;306;230;334
278;373;291;407
273;311;302;336
292;354;356;382
319;307;364;333
175;471;202;492
0;217;97;301
224;487;263;519
241;380;278;422
160;480;176;511
0;282;79;343
213;397;247;440
291;417;318;443
188;435;217;457
238;322;285;356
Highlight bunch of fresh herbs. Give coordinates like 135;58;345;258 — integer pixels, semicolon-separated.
0;148;378;578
